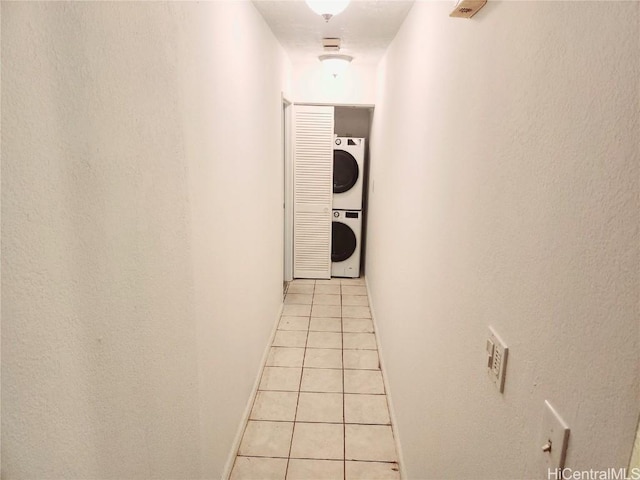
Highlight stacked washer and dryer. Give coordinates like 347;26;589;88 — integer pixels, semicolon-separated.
331;137;365;278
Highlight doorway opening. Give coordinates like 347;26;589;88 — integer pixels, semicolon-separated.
283;103;373;281
333;105;374;276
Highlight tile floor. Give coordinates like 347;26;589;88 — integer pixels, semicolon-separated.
230;277;401;480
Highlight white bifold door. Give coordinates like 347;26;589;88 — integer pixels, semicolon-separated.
293;105;334;279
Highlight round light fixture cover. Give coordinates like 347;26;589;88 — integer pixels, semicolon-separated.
319;54;353;78
305;0;350;21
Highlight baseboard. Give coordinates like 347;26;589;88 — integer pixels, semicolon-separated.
365;277;407;480
220;301;284;480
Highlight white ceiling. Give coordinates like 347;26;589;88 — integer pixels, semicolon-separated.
252;0;415;64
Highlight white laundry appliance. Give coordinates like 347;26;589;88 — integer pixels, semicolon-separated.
333;137;365;211
331;209;362;278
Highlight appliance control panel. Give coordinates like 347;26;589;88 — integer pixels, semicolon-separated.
335;137;363;146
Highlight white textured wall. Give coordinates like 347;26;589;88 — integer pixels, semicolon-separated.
2;2;288;478
366;1;639;478
292;61;376;105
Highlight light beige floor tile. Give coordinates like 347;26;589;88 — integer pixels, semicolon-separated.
296;392;343;423
232;282;402;477
342;306;371;319
287;459;344;480
343;332;377;350
304;348;342;369
316;278;342;285
266;347;305;367
342;318;374;333
345;425;397;462
238;420;293;457
313;294;341;305
285;293;313;305
290;279;315;285
301;368;343;393
344;370;385;394
342;295;369;306
315;284;340;295
230;456;288;480
250;391;298;421
287;284;315;294
345;461;400;480
344;394;391;425
343;350;380;370
307;331;342;349
273;330;307;348
342;285;367;296
309;317;342;333
259;367;302;392
290;423;344;460
311;304;341;318
278;316;310;331
283;304;311;317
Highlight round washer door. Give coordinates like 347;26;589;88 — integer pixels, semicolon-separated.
332;221;357;262
333;150;359;193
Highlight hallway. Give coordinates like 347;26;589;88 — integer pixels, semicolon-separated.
230;278;400;480
3;1;639;478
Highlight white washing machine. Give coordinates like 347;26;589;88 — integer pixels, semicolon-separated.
331;210;362;278
333;137;365;210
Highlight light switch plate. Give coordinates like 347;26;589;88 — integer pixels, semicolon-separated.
487;327;508;393
539;400;570;475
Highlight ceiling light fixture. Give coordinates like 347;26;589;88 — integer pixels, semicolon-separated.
305;0;351;22
319;54;353;78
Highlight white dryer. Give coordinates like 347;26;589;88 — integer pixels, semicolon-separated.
331;210;362;278
333;137;365;211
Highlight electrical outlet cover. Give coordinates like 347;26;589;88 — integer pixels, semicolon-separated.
539;400;570;475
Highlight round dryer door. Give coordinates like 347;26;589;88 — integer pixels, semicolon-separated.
332;221;357;262
333;150;359;193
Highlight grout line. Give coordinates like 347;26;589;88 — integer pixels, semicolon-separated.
236;454;290;460
340;275;345;475
233;418;393;426
261;365;305;369
289;346;344;351
284;280;314;480
257;388;383;394
265;366;343;371
237;454;398;464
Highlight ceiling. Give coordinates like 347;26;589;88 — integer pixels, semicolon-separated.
252;0;415;65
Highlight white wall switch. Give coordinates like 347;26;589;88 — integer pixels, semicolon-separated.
487;327;508;393
539;400;570;476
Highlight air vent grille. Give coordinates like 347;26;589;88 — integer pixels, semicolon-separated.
322;38;341;52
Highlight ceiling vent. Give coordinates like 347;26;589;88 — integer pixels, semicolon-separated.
322;38;342;53
449;0;487;18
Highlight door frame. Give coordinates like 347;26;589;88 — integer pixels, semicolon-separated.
282;94;293;282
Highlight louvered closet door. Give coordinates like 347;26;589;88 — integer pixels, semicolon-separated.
293;105;334;279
